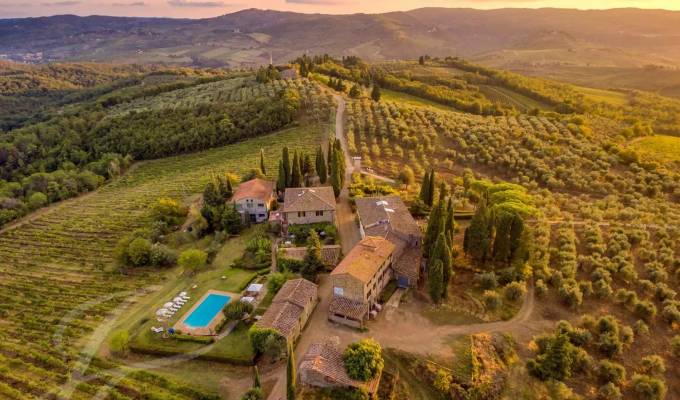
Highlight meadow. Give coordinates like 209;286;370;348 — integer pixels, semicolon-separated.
0;125;322;399
628;135;680;164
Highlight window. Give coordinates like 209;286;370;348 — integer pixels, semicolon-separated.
315;210;323;216
298;211;306;218
258;203;265;207
258;214;265;218
334;287;344;296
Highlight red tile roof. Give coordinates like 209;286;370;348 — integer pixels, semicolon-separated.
233;178;275;203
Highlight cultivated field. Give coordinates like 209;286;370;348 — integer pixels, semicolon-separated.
0;126;321;399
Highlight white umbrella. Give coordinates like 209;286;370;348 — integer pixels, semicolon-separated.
179;292;187;296
156;308;169;316
173;297;184;303
163;302;174;308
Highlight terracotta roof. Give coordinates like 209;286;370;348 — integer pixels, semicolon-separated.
233;178;275;203
274;278;318;308
280;245;342;266
331;237;395;284
255;278;317;339
283;187;336;213
393;246;422;282
355;196;421;242
300;341;381;393
329;296;368;320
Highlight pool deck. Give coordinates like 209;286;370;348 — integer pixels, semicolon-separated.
174;289;239;336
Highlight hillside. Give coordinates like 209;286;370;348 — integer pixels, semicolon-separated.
2;7;680;72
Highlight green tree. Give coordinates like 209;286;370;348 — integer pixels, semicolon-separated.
127;237;152;266
302;230;324;280
464;197;493;263
253;366;261;388
398;166;415;189
260;148;266;175
330;148;343;197
426;169;436;207
277;159;286;193
291;150;303;188
27;192;47;209
316;145;327;184
302;153;314;177
178;249;207;273
424;198;444;254
242;388;264;400
526;332;578;381
343;339;384;381
428;259;444;303
431;232;453;296
287;342;297;400
371;85;381;102
418;170;431;205
631;374;666;400
282;147;291;187
349;84;361;98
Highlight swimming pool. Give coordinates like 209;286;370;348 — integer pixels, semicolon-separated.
183;293;231;328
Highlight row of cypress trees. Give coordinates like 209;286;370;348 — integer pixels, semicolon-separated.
273;139;346;197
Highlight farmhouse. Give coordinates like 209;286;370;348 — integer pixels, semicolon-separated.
299;339;381;395
255;278;318;342
233;178;275;223
282;187;336;226
329;237;395;328
355;196;423;287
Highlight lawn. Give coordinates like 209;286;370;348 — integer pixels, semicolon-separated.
574;85;629;106
628;134;680;164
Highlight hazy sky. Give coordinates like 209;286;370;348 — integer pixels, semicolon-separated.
1;0;679;18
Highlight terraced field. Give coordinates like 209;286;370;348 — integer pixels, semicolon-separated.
0;126;322;399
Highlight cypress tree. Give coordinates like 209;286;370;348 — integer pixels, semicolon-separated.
426;169;436;207
429;259;444;303
316;146;327;184
492;211;514;264
431;231;453;297
508;213;525;259
287;342;297;400
303;154;314;177
334;143;346;187
444;198;456;243
424;197;445;255
254;365;261;388
260;148;266;175
226;176;234;198
277;160;286;193
419;171;431;204
330;148;342;197
465;196;493;263
291;150;303;187
282;147;291;187
371;85;381;102
327;139;334;170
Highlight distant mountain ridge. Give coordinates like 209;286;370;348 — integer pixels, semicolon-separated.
2;7;680;69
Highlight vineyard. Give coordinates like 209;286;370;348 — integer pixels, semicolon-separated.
0;122;323;398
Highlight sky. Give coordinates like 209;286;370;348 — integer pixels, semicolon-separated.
1;0;679;18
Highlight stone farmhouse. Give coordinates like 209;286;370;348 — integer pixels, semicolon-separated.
255;278;318;343
299;339;381;395
233;178;276;223
329;236;395;328
281;187;336;226
355;196;423;287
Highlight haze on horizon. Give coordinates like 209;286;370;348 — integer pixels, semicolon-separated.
1;0;679;19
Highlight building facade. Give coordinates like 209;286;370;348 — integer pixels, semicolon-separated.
255;278;318;343
282;187;336;226
233;178;275;223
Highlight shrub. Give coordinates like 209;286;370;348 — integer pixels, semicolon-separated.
597;383;622;400
634;300;657;321
474;272;498;290
127;237;153;267
579;281;593;297
149;244;177;266
223;301;254;321
597;360;626;384
241;388;263;400
661;303;680;325
152;198;187;227
631;374;666;400
597;332;623;358
483;290;501;311
178;249;208;273
109;329;130;356
634;320;650;336
267;271;294;294
248;327;285;358
558;280;583;308
593;278;612;299
504;281;526;302
27;192;48;209
342;339;384;381
640;355;666;376
670;336;680;357
526;332;579;382
433;368;452;393
535;279;548;298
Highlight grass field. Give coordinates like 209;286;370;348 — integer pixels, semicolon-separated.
0;124;322;399
574;85;629;106
628;134;680;163
478;85;553;112
381;88;460;112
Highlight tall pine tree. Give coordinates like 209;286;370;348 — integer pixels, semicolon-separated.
277;160;286;194
426;169;436;207
330;148;342;197
431;231;453;298
287;342;297;400
418;171;431;205
464;196;493;263
282;147;291;187
291;150;303;187
316;145;327;184
429;259;444;303
424;197;445;255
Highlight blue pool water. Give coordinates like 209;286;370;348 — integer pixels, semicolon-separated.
184;294;231;328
